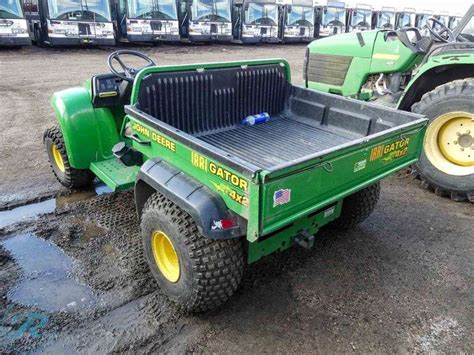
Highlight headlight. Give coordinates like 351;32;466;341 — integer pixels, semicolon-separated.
131;27;142;32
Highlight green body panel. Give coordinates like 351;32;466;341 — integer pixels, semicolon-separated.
397;53;474;108
50;85;121;169
308;31;378;58
306;30;421;97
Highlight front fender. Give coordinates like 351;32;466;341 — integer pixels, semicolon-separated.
50;86;119;169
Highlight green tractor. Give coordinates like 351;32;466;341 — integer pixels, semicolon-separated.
304;5;474;201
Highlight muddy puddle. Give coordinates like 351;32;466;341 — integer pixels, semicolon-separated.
0;184;112;229
2;234;99;312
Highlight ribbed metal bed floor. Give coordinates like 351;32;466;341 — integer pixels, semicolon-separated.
199;116;353;169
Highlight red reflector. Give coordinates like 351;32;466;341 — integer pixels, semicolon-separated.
211;218;236;231
220;219;235;229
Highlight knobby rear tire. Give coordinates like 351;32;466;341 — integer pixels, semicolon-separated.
141;192;244;312
331;183;381;230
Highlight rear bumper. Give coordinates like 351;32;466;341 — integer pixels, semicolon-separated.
241;36;280;44
0;36;31;46
127;33;180;42
48;37;115;46
188;34;233;42
282;36;314;43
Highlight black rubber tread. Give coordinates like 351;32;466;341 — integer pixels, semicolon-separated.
411;78;474;202
141;192;244;312
43;125;95;189
331;183;381;230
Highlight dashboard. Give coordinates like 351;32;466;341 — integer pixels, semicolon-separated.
92;74;127;108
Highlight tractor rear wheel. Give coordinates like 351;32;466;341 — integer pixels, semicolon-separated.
141;192;244;312
44;126;95;189
411;79;474;202
331;183;380;230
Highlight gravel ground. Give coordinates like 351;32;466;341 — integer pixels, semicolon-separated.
0;44;472;353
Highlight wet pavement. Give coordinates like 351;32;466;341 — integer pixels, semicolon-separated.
0;172;472;353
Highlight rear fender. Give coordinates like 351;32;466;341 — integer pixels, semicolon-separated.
50;86;119;169
135;158;246;240
398;60;474;111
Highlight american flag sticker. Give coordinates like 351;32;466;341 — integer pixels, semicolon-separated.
273;189;291;207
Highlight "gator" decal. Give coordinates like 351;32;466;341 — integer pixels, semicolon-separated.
370;138;410;163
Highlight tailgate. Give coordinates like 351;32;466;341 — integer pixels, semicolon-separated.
259;119;427;235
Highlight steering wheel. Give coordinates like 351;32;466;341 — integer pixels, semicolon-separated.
425;17;454;43
107;50;156;82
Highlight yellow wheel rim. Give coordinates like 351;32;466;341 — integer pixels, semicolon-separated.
151;230;180;283
424;111;474;176
51;144;65;173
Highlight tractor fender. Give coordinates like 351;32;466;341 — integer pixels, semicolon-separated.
50;86;119;169
398;61;473;111
135;158;245;240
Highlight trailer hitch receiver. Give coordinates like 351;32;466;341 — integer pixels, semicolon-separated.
294;230;315;249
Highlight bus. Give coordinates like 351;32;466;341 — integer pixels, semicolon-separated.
115;0;180;43
371;6;395;30
179;0;233;42
281;0;315;43
315;1;345;38
0;0;30;45
23;0;115;45
346;3;371;32
395;8;415;30
415;10;433;29
233;0;281;43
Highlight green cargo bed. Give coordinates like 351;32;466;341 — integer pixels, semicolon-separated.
125;60;427;242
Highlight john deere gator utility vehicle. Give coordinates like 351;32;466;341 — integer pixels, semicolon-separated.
305;5;474;201
44;50;427;311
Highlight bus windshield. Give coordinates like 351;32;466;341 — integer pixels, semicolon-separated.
245;3;278;26
397;12;414;28
350;9;371;26
191;0;231;22
376;11;394;28
287;6;314;26
321;6;345;26
128;0;177;20
47;0;112;22
0;0;23;19
417;14;431;28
